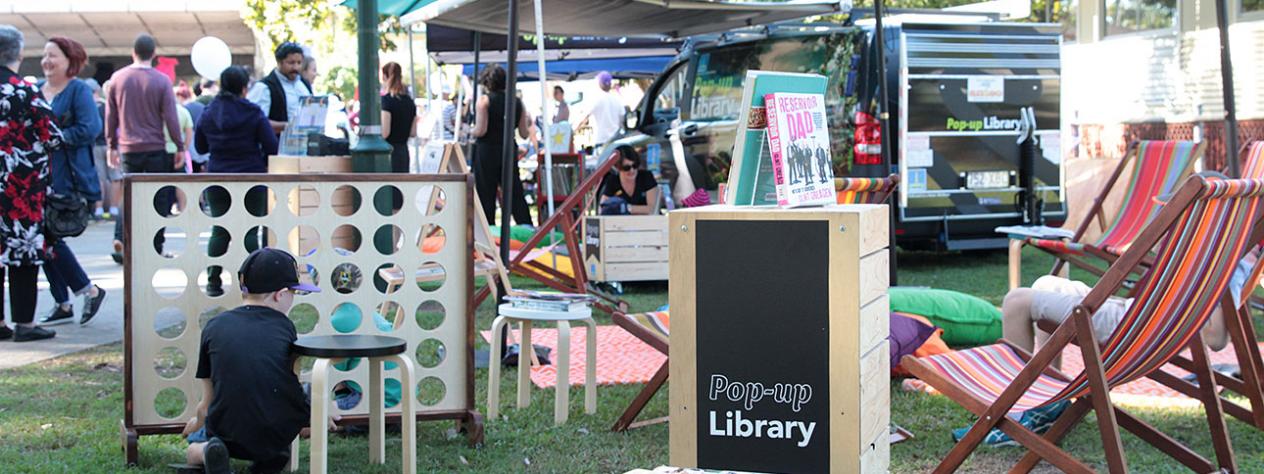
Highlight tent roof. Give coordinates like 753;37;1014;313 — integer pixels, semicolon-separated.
425;23;680;53
460;55;672;80
400;0;846;38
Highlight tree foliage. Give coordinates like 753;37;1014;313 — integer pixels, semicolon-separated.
241;0;406;53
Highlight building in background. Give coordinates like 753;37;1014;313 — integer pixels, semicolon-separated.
0;0;260;85
1063;0;1264;168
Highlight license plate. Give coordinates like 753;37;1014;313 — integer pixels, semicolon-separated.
966;170;1010;189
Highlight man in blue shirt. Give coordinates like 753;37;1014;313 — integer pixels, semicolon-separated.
247;42;312;136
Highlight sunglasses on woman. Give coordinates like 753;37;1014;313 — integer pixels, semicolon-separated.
620;164;636;171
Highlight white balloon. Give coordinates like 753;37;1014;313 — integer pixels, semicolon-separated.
191;37;231;80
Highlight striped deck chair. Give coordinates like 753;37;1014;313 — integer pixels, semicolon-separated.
835;174;900;204
1028;140;1203;278
610;176;901;432
1154;141;1264;432
903;175;1264;473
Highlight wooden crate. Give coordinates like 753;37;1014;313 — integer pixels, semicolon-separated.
668;204;890;474
583;215;668;282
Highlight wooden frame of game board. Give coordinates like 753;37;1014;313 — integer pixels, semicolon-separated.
120;174;482;465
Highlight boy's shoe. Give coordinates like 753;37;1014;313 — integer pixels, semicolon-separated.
202;437;231;474
0;325;11;340
39;305;75;326
13;325;55;342
81;286;106;326
951;400;1069;448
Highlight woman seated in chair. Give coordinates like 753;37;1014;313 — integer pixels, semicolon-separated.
599;145;659;215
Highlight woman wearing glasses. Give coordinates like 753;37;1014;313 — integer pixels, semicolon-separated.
599;145;659;215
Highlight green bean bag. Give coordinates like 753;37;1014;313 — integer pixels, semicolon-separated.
888;287;1001;347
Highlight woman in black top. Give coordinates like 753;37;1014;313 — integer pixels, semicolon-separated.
471;65;534;226
599;145;659;215
380;61;417;173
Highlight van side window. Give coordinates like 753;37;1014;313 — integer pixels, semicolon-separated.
655;64;688;115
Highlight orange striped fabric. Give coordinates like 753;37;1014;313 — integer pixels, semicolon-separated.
921;178;1264;413
835;176;897;204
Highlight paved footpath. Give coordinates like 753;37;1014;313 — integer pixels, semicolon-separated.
0;220;125;370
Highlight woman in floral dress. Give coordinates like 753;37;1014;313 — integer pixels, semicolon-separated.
0;25;62;342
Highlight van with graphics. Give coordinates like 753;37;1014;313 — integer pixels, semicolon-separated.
622;20;1063;249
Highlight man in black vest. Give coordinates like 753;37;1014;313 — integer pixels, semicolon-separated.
246;42;311;135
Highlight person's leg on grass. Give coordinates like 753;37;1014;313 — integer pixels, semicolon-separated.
11;265;52;341
39;243;74;325
50;240;105;325
474;153;502;225
1001;287;1037;353
204;186;232;295
510;161;533;227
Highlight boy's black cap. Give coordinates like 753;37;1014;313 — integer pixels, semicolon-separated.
237;248;321;294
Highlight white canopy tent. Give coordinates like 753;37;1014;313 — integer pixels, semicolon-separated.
397;0;850;352
401;0;848;38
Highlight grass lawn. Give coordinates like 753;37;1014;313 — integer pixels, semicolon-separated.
3;247;1264;472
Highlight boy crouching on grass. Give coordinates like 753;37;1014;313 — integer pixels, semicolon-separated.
181;248;324;473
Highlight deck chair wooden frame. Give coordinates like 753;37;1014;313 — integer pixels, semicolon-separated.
610;174;902;432
1028;140;1204;279
611;311;670;432
472;152;629;314
904;175;1264;473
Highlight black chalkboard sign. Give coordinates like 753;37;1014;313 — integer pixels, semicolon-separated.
695;219;830;473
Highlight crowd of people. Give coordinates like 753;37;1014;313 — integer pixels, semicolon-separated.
0;21;647;344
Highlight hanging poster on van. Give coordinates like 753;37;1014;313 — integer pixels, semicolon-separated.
967;76;1004;103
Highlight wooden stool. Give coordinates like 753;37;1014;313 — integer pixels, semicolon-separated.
489;304;596;425
291;335;416;474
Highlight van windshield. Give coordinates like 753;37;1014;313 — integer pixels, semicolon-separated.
692;33;859;122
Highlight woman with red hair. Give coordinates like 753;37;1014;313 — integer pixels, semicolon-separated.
37;35;106;327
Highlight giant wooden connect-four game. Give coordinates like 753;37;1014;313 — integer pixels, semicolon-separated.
120;174;481;464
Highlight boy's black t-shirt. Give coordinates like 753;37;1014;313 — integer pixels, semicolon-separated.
196;305;308;460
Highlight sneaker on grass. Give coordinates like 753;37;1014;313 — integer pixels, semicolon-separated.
951;399;1070;448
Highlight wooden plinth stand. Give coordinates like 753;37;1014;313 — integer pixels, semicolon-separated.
668;204;891;474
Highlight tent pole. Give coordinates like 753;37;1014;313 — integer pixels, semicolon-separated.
470;30;481;156
873;0;897;285
501;0;519;265
499;0;521;356
408;26;421;171
534;0;557;269
1215;0;1240;177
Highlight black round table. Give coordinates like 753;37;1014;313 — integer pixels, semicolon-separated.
293;334;416;474
294;335;408;358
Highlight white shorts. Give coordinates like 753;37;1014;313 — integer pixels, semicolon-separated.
1028;275;1129;345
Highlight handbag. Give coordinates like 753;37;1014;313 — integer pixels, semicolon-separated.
44;100;90;239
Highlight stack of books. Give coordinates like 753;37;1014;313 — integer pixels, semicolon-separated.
507;290;597;312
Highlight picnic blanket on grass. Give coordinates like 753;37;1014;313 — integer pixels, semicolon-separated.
480;325;665;388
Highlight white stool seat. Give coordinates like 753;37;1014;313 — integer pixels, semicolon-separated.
497;304;594;321
488;303;597;425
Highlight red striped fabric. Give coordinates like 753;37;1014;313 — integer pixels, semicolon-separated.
1097;141;1199;253
921;177;1264;413
1027;238;1085;256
